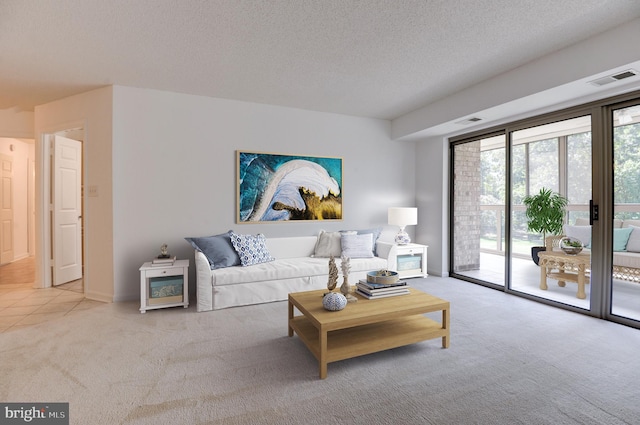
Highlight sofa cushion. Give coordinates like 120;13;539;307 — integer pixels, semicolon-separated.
622;219;640;228
613;227;634;251
313;230;343;257
342;227;382;256
564;225;592;248
341;232;374;258
625;226;640;253
185;231;240;269
266;236;317;259
613;251;640;269
230;233;275;266
212;256;387;286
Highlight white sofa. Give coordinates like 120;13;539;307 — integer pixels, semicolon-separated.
194;233;395;312
547;218;640;282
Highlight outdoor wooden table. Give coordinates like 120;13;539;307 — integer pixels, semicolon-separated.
538;250;590;299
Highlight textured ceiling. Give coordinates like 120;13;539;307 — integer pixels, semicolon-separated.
2;0;640;119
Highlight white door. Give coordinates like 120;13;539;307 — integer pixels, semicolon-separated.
0;154;14;265
53;136;82;285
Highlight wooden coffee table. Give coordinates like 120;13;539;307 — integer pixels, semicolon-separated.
538;250;591;299
288;288;450;379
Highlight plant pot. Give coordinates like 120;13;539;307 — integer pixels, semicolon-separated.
531;246;546;265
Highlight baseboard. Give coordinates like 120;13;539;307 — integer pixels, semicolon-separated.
85;291;114;303
11;253;31;262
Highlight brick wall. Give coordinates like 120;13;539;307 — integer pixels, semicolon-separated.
453;142;481;271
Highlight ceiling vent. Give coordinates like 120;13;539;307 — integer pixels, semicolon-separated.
455;117;482;125
589;69;638;87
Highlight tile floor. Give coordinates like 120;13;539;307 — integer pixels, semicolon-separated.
0;257;103;333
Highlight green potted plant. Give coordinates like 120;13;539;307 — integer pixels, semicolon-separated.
523;188;568;265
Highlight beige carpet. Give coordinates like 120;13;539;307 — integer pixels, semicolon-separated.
1;276;640;425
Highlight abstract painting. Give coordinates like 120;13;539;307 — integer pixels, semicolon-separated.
237;151;342;222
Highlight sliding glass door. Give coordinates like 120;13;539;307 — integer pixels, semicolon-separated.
450;90;640;329
611;102;640;322
509;116;592;308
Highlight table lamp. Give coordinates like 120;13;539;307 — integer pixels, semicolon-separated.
388;207;417;245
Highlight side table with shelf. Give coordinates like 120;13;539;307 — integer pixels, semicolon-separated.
139;259;189;313
389;243;428;278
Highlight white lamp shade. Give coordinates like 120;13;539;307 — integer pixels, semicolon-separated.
388;207;417;227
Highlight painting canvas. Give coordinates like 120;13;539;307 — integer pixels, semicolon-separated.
237;151;343;223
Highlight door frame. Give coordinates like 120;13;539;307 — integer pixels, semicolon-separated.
35;123;85;290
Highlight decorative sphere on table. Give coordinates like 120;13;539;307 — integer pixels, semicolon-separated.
323;292;347;311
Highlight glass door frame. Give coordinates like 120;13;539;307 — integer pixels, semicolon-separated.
449;130;508;290
602;97;640;328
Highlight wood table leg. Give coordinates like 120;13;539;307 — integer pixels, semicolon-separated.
539;258;548;290
557;261;566;286
577;263;586;299
319;328;328;379
442;308;450;348
288;300;294;337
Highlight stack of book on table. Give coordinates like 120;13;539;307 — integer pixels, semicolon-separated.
356;279;410;299
151;256;176;266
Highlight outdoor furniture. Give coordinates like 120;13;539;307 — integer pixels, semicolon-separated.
538;250;590;299
546;234;640;283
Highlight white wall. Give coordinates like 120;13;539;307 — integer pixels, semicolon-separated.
415;136;449;277
111;86;415;301
0;138;34;260
0;109;34;139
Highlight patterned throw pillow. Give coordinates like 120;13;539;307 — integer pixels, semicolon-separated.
230;233;275;266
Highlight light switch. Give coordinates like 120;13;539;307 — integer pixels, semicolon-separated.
88;185;98;197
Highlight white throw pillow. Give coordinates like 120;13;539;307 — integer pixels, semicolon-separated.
313;230;343;258
341;233;374;258
564;224;592;248
625;226;640;253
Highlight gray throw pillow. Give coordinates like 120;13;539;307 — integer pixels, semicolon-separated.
185;230;241;269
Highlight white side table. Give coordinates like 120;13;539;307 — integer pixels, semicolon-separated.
389;243;428;278
139;259;189;313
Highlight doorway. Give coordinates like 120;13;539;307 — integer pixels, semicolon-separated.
0;138;35;266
